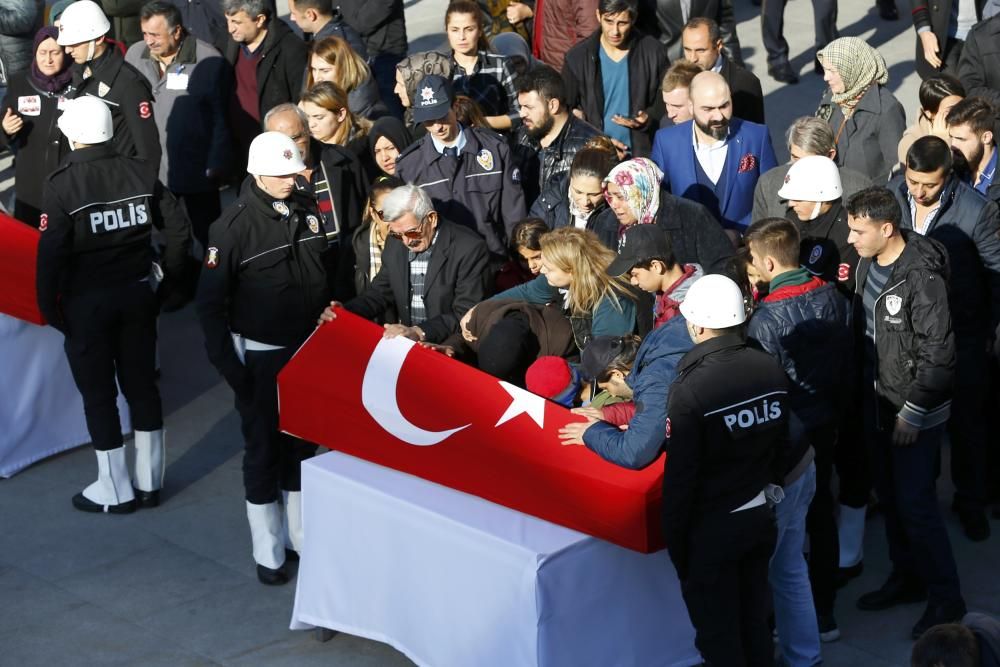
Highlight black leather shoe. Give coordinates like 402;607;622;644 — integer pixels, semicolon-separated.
72;493;137;514
877;0;899;20
256;563;289;585
857;571;926;611
911;600;967;639
957;508;990;541
133;487;160;509
768;62;799;84
836;561;864;589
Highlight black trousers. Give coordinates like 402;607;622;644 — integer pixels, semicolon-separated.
677;505;777;667
948;336;989;512
805;424;838;617
864;395;962;606
761;0;838;66
234;346;317;504
62;282;162;451
177;189;222;255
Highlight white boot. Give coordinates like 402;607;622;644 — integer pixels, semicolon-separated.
838;503;867;568
73;447;136;513
246;501;287;584
134;430;166;503
283;490;304;556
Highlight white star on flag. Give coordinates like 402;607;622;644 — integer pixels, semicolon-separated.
495;381;546;428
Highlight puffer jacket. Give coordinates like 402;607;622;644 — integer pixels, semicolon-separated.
890;174;1000;339
854;230;955;429
748;276;851;429
0;0;42;86
583;315;693;469
528;171;619;249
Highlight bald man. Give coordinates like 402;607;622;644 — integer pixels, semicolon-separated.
651;71;777;232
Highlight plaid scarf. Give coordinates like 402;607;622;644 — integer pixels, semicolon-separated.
817;37;889;114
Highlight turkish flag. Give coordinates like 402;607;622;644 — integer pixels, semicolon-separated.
278;310;667;553
0;213;45;325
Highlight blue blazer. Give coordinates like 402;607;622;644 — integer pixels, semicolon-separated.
651;118;777;231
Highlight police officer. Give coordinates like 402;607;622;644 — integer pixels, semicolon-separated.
37;96;191;514
395;74;526;260
57;1;162;168
666;274;792;667
196;132;329;586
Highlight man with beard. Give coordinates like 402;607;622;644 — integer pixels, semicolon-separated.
651;70;777;232
513;66;604;207
946;96;998;202
888;136;1000;542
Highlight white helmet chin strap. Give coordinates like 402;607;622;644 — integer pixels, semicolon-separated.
85;39;97;62
807;201;823;221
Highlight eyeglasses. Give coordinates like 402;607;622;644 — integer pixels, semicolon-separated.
388;213;431;240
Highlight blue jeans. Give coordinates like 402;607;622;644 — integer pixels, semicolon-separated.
770;462;822;667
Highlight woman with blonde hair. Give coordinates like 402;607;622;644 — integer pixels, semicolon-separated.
461;226;636;383
299;81;375;178
307;36;388;121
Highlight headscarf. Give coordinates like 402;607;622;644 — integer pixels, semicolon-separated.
367;116;413;169
817;37;889;112
489;33;538;71
602;158;664;226
396;51;454;109
30;26;73;94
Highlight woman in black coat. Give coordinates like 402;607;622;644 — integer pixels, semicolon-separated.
528;145;620;249
0;26;72;227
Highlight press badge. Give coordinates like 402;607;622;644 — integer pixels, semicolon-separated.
17;95;41;116
166;72;189;90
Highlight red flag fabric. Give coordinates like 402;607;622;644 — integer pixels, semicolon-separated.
0;213;45;325
278;309;667;553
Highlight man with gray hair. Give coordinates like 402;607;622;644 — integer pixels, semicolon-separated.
320;185;490;344
752;116;872;222
223;0;307;163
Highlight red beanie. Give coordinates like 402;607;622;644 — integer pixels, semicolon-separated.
525;356;573;399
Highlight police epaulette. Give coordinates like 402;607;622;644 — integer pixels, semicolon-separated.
397;141;422;160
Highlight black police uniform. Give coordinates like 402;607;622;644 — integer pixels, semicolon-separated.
196;178;330;504
664;333;791;667
394;126;526;259
36;144;191;452
70;46;162;169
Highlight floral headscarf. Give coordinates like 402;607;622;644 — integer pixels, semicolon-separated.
602;158;664;226
817;37;889;113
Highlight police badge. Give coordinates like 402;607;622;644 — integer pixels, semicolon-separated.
205;247;219;268
307;215;320;234
272;201;290;217
98;82;111;97
476;149;494;171
885;294;902;315
808;244;823;265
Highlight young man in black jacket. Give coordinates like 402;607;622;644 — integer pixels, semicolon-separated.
889;136;1000;540
846;186;966;640
561;0;668;157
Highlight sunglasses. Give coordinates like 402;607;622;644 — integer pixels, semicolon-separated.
388;213;431;240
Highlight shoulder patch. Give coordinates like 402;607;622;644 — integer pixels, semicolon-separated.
205;247;219;268
138;101;152;119
39;213;48;232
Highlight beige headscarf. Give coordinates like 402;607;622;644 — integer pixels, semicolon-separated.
817;37;889;113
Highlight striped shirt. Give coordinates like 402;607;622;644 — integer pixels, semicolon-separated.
863;259;894;344
408;230;439;324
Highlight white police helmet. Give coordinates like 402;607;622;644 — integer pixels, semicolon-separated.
56;1;111;46
57;96;113;146
777;155;843;202
247;132;307;177
679;274;748;328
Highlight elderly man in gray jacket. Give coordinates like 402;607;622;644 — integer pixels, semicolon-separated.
126;1;232;253
753;116;872;222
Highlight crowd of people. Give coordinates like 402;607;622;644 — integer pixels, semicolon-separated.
5;0;1000;664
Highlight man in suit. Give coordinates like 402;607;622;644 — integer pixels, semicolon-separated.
637;0;742;66
322;184;491;344
681;17;763;124
651;71;777;233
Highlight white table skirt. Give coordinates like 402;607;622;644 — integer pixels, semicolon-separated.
291;452;701;667
0;314;131;477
